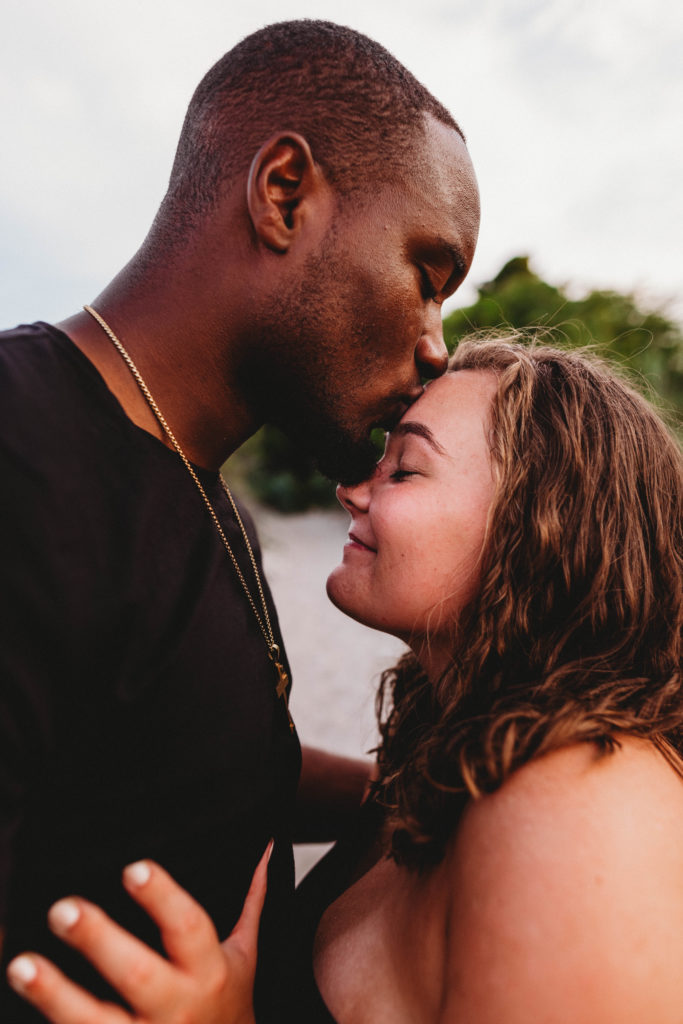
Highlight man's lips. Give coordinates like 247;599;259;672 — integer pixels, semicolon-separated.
377;407;404;433
347;531;377;553
375;390;423;433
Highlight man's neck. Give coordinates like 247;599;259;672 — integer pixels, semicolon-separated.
57;266;261;470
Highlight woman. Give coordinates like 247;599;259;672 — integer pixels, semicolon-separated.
8;339;683;1022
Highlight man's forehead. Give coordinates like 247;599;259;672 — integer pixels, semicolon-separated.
395;121;479;269
335;116;479;265
418;113;479;211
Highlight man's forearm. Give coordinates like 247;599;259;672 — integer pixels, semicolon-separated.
294;745;375;843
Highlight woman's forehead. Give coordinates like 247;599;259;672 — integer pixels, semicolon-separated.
399;369;497;441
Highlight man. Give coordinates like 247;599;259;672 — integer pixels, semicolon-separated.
0;19;479;1022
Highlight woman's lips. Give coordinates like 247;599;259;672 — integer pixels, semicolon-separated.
347;532;377;553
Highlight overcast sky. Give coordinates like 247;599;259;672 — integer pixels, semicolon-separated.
2;0;681;328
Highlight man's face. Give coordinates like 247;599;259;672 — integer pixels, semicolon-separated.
252;115;480;484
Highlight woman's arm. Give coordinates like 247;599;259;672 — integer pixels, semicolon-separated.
6;844;272;1024
439;738;683;1023
294;744;375;843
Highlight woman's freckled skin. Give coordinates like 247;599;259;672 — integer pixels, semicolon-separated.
327;369;497;673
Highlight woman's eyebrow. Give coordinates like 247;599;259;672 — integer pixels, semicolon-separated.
390;421;447;455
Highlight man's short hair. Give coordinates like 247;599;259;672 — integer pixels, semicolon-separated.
163;20;463;227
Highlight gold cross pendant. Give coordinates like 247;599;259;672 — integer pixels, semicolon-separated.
274;659;295;733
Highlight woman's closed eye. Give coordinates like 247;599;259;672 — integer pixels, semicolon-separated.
390;467;420;482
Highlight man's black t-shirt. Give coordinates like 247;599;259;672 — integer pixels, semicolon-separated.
0;322;301;1022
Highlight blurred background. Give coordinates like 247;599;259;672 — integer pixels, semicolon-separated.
3;0;682;326
2;0;682;868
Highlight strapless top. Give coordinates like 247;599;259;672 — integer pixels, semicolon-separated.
283;800;386;1024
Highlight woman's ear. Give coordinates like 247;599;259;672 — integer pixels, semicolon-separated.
246;132;329;252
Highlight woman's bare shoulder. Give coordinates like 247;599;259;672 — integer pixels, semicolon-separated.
457;734;683;844
438;737;683;1023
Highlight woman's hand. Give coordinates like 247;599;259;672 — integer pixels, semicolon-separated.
6;841;272;1024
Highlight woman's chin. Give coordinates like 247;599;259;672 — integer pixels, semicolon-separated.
325;567;354;616
326;573;408;643
326;570;374;630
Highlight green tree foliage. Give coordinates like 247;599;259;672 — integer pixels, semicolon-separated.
232;424;338;513
231;256;682;511
444;256;683;418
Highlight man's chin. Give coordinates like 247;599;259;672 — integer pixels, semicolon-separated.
271;407;380;485
314;436;379;486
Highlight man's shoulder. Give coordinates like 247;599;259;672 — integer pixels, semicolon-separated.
0;320;127;461
0;321;144;543
0;321;88;409
0;320;66;364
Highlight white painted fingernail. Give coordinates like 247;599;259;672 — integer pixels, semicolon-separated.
124;860;151;887
48;898;81;934
7;955;37;991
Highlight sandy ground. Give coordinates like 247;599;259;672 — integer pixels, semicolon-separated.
249;502;406;878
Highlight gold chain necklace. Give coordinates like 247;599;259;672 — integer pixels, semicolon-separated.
83;304;294;731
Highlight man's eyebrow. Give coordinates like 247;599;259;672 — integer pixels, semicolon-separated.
390;421;447;455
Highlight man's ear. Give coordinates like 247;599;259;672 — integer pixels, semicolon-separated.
247;132;329;253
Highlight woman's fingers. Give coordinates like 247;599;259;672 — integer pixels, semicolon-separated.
121;860;222;976
45;895;178;1018
8;855;268;1024
225;840;273;963
6;953;132;1024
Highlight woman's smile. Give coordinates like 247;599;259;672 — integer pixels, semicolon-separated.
346;531;377;553
327;369;497;668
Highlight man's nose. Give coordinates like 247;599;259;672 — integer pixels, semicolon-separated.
415;305;448;380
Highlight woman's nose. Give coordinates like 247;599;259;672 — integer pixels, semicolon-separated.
336;476;373;513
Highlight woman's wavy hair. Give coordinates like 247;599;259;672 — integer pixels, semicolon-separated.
374;337;683;870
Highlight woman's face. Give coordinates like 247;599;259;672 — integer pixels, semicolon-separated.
326;369;497;673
